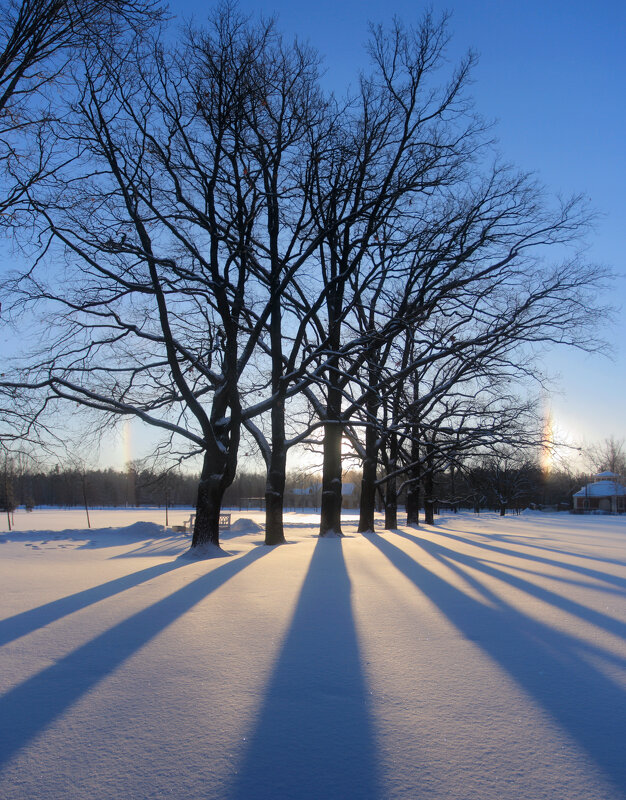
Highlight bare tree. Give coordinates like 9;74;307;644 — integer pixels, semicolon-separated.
0;0;163;218
301;13;480;536
301;14;608;536
474;451;540;516
0;448;16;528
2;8;339;550
0;4;612;551
584;436;626;477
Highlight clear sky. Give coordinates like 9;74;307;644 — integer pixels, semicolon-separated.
176;0;626;454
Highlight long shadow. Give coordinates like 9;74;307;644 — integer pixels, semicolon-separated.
436;550;626;677
432;514;626;567
474;557;625;596
394;529;626;642
0;546;268;770
364;532;626;798
484;533;626;568
228;538;382;800
0;560;189;648
429;527;626;589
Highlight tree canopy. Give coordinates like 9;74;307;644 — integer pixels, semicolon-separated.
0;2;611;550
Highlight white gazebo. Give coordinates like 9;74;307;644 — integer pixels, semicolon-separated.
572;471;626;514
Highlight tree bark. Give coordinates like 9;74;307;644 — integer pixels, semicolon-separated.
384;479;397;529
192;479;225;548
383;431;398;529
406;482;420;525
423;441;435;525
320;399;343;536
358;370;380;533
358;448;377;532
265;434;287;545
406;389;421;525
192;445;231;549
319;275;344;537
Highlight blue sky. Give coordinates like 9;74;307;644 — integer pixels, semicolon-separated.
175;0;625;454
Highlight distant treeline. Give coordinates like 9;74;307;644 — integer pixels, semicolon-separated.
1;460;586;515
1;465;264;510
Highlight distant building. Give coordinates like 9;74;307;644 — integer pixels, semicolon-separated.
572;472;626;513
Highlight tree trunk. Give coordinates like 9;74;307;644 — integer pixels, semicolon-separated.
423;441;435;525
500;503;506;516
384;480;397;529
358;355;381;533
192;451;227;549
263;180;288;547
358;453;376;533
358;410;378;532
320;415;343;536
383;431;398;529
406;482;420;525
450;465;457;512
406;372;420;526
265;439;287;545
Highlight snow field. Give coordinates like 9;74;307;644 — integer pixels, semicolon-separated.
0;509;625;799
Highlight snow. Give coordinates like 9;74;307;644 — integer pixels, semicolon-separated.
229;517;263;534
573;480;626;497
1;508;625;800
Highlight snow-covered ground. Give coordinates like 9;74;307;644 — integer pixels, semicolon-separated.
1;508;625;800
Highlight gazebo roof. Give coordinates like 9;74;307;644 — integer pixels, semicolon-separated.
573;480;626;498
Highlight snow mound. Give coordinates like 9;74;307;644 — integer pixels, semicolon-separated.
180;543;231;560
229;517;263;533
118;521;168;538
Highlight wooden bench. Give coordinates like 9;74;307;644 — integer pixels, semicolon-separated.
176;513;231;534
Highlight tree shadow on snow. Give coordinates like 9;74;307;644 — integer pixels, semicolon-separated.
227;537;382;800
0;560;191;648
398;529;626;642
0;546;269;770
365;530;626;798
431;526;626;588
